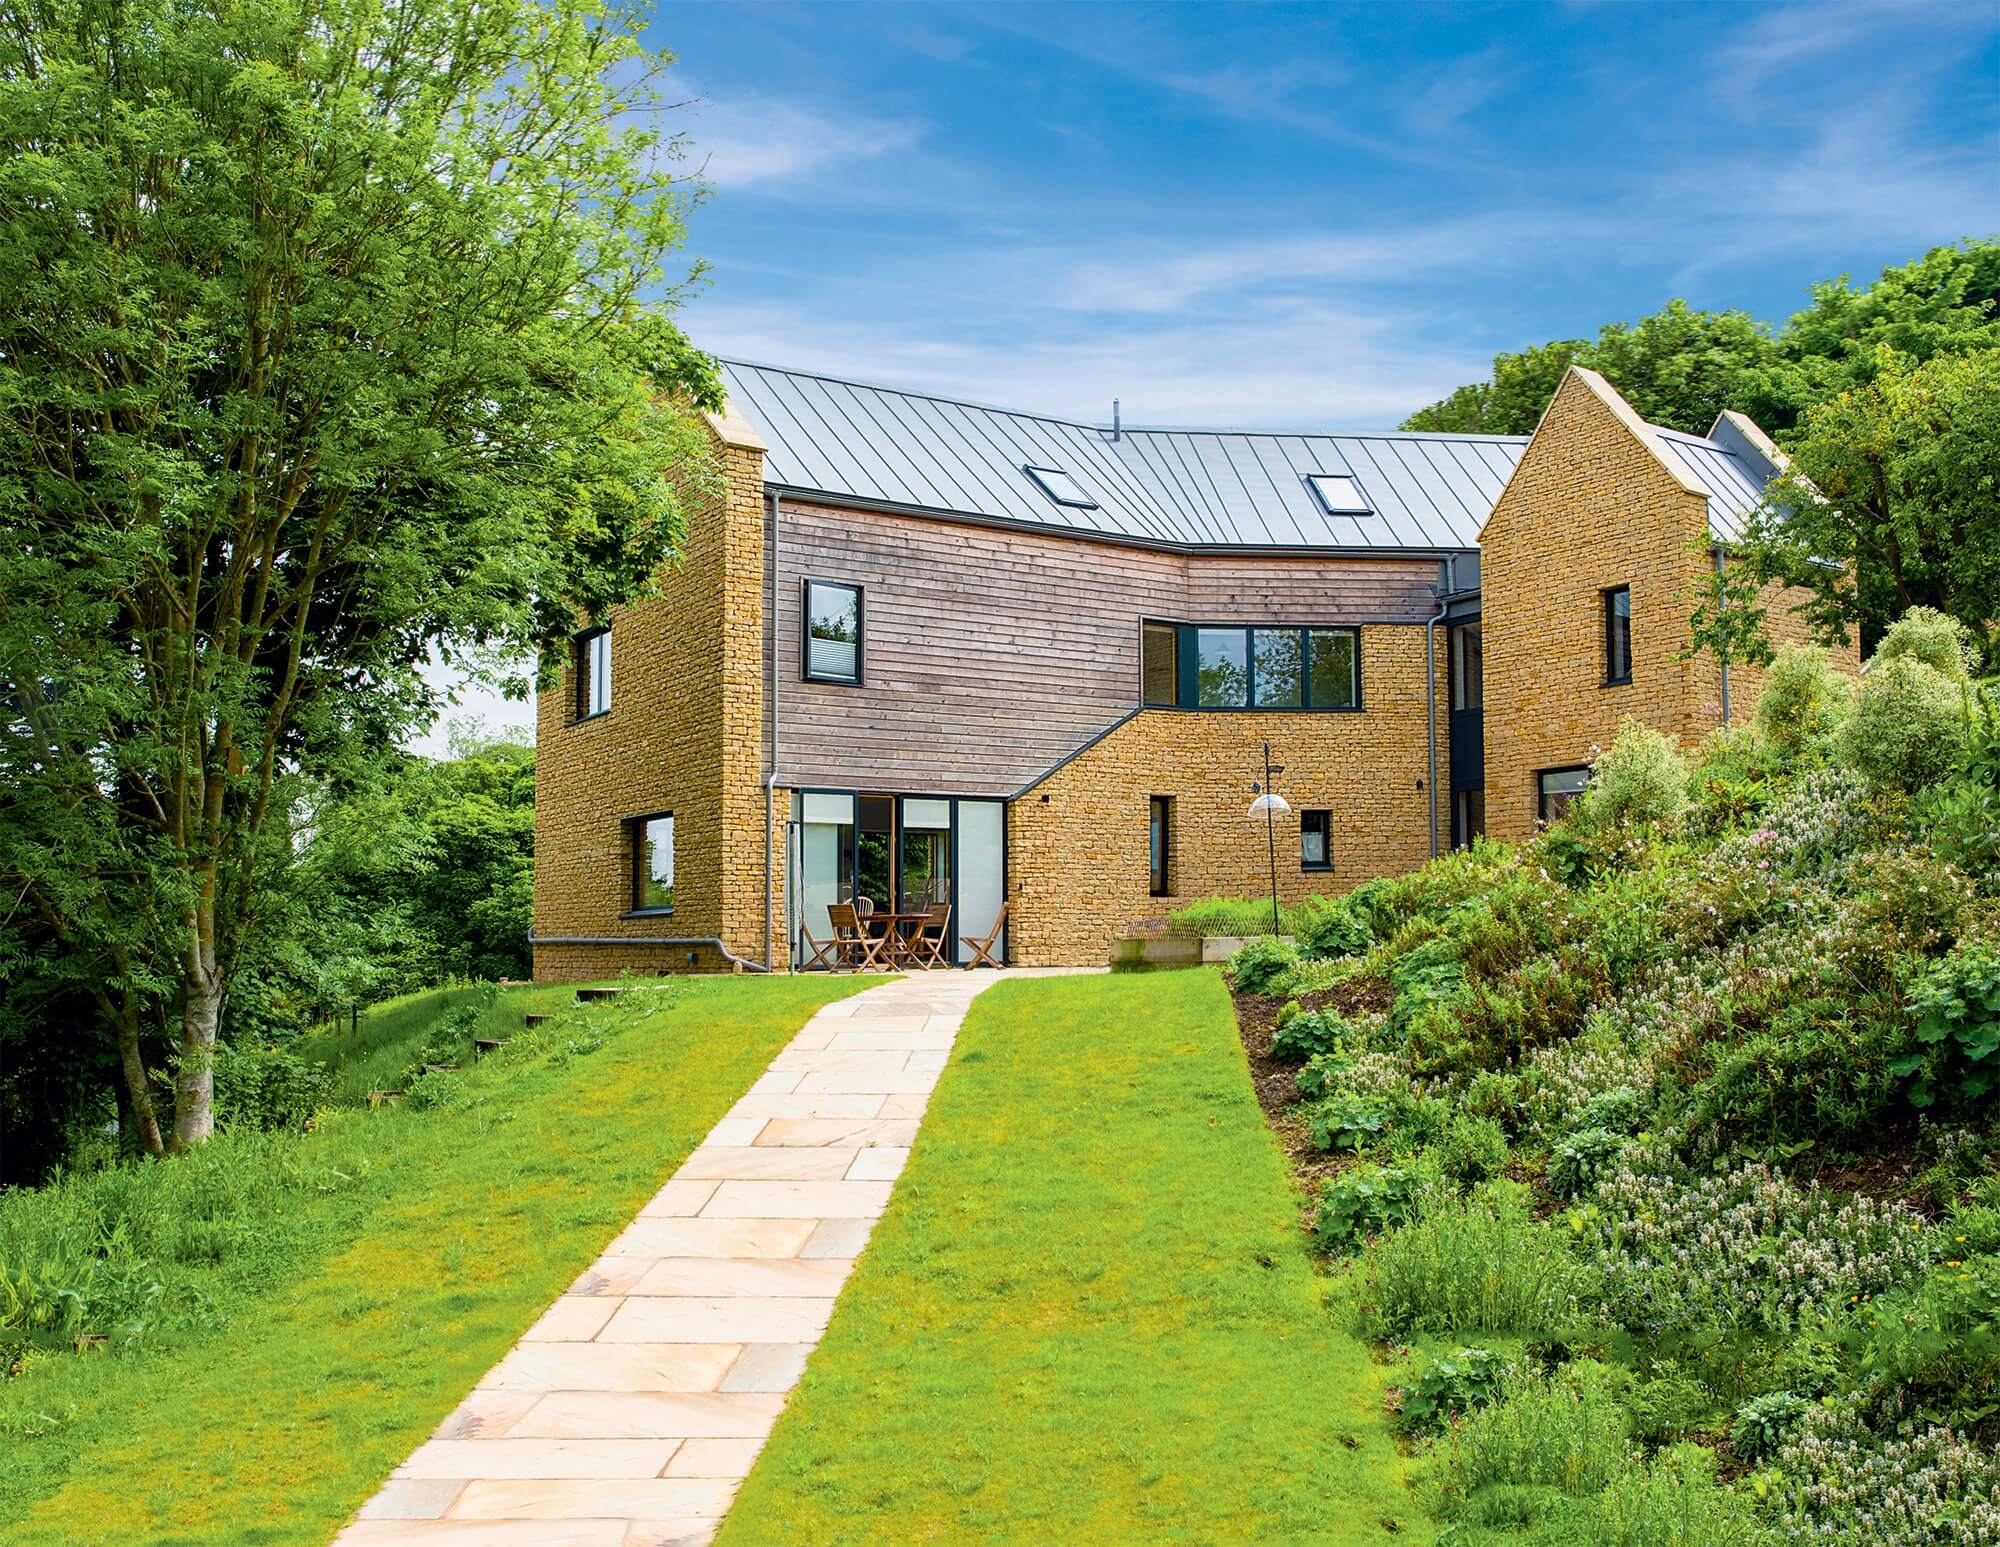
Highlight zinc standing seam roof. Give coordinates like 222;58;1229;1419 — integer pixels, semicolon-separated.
719;359;1773;554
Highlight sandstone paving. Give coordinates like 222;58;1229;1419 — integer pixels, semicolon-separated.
333;970;1009;1547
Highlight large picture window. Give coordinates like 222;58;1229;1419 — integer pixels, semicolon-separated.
804;580;863;684
575;627;611;718
630;812;674;913
1604;586;1631;686
1139;621;1361;711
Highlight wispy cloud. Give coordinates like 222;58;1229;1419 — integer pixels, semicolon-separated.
680;90;924;188
1399;46;1517;139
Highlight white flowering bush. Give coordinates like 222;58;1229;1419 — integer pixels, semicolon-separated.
1764;1392;2000;1545
1578;1158;1932;1335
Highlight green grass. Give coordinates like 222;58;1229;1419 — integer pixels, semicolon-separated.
0;973;868;1547
718;970;1432;1546
296;983;496;1105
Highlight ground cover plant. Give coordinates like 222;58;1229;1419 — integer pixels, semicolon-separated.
719;971;1432;1545
0;973;864;1546
1223;611;2000;1545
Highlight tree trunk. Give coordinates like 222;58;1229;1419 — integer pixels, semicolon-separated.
113;998;167;1159
173;968;223;1149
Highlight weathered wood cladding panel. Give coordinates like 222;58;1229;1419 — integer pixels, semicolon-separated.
772;499;1444;795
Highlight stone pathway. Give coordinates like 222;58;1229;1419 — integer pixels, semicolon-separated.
335;971;1014;1547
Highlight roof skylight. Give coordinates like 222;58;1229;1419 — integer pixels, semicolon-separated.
1306;473;1372;516
1023;465;1098;509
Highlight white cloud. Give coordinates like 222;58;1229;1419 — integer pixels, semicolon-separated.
680;91;923;189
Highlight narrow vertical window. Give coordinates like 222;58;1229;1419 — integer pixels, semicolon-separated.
1196;629;1248;708
1148;795;1173;897
1307;629;1359;709
630;812;674;912
1300;809;1332;871
1252;629;1303;708
575;627;611;718
804;580;863;684
1603;587;1631;685
1141;621;1178;706
1451;623;1482;711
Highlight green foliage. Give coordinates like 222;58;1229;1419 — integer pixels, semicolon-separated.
1364;1188;1593;1336
1548;1128;1625;1199
1313;1164;1421;1253
1897;947;2000;1110
209;1045;334;1134
1730;1390;1810;1462
1270;1008;1348;1062
1753;645;1857;761
1165;896;1293;938
1291;892;1374;960
1433;1362;1633;1510
1399;1346;1513;1435
1838;653;1972;792
1571;1085;1646;1136
1438;1114;1511;1184
1306;1093;1390;1152
1592;1443;1775;1546
1293;1052;1351;1100
1227;936;1301;996
1919;688;2000;877
1876;605;1978;679
1578;718;1691;831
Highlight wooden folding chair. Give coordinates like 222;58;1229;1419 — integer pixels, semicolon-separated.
830;902;889;970
797;922;842;971
961;900;1009;969
911;903;952;969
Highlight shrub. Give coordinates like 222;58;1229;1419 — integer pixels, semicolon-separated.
1895;945;2000;1111
1875;604;1976;679
1593;1443;1775;1546
1307;1093;1390;1152
1571;1084;1646;1135
1438;1114;1509;1184
1433;1362;1632;1510
1293;1052;1349;1100
1548;1127;1624;1199
1918;685;2000;877
1166;896;1292;939
1227;936;1300;996
1688;725;1780;837
1365;1189;1594;1336
1269;1008;1347;1063
1314;1164;1420;1253
1768;1393;2000;1546
1729;1389;1809;1462
1579;717;1691;831
1752;643;1856;761
1291;892;1372;960
1838;653;1969;792
1398;1345;1513;1435
211;1043;335;1133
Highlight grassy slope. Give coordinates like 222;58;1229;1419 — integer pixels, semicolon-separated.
720;970;1430;1546
0;974;865;1547
298;984;496;1105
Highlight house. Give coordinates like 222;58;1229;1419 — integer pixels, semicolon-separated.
531;361;1840;976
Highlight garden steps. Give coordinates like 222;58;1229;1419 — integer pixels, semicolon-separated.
334;970;1094;1547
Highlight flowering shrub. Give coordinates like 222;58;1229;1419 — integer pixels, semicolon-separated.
1578;716;1692;831
1766;1392;2000;1545
1579;1159;1931;1336
1753;644;1856;762
1839;654;1970;793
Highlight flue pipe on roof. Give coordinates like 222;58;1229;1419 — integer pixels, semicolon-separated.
1112;399;1120;441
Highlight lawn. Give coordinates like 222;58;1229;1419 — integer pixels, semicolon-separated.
0;973;867;1547
719;969;1429;1546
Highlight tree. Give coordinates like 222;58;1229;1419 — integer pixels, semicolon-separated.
1402;303;1774;436
1724;349;2000;661
0;0;719;1151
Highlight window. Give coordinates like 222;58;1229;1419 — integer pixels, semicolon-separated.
1196;628;1248;707
1141;622;1177;706
1538;767;1590;825
1023;465;1098;509
575;628;611;718
1148;796;1173;896
1300;809;1332;871
1138;621;1361;711
1604;586;1631;685
1252;629;1303;708
804;580;862;684
1306;473;1372;515
630;812;674;912
1450;622;1482;712
1454;789;1486;849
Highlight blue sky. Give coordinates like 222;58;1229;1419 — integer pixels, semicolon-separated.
418;0;1998;750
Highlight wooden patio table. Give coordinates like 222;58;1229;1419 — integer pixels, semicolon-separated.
866;912;936;968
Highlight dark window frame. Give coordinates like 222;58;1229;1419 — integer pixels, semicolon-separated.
802;578;865;686
1603;586;1632;687
1139;619;1363;713
1537;766;1591;825
1300;808;1332;872
1140;620;1178;707
573;626;611;720
625;809;675;916
1148;795;1173;897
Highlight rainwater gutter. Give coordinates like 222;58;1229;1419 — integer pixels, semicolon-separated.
1425;585;1449;858
527;934;770;973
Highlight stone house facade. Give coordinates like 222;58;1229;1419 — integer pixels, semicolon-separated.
533;362;1841;974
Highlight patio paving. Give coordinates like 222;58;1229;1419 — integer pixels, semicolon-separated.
333;969;1070;1547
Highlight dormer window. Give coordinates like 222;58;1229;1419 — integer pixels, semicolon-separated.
1023;465;1097;509
1306;473;1372;516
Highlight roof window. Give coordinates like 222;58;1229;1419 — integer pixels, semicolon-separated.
1023;465;1098;509
1306;473;1372;516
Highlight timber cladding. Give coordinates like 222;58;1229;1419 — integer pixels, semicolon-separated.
772;497;1443;797
1006;625;1441;967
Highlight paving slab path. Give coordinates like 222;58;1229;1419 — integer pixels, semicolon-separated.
335;971;1025;1547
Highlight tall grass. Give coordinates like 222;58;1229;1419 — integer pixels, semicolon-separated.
1433;1364;1632;1512
1164;895;1296;938
1362;1186;1595;1336
297;984;494;1105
